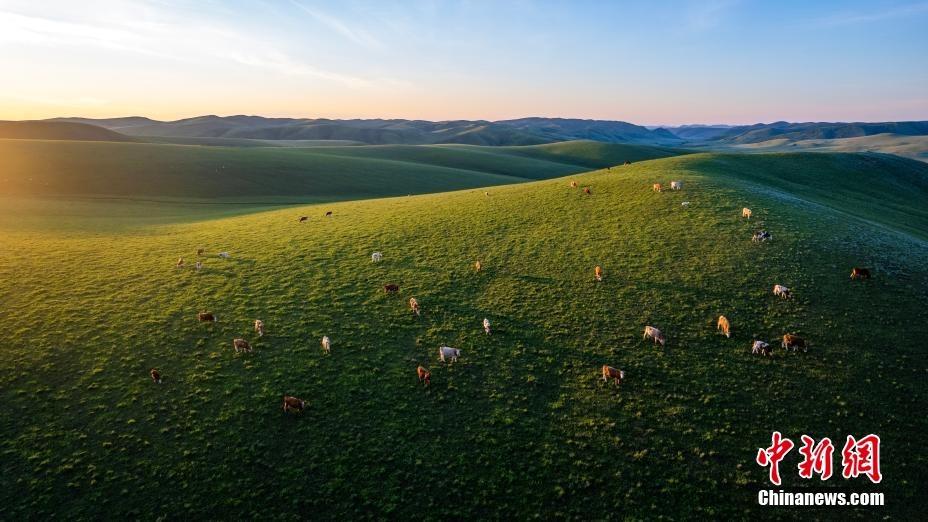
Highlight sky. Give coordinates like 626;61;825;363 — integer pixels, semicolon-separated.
0;0;926;125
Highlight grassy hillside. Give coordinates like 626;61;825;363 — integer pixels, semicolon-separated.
717;133;928;163
0;139;680;201
0;152;925;519
0;121;136;142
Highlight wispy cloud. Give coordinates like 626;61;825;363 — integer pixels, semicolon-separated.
0;1;373;87
814;1;928;26
287;0;382;49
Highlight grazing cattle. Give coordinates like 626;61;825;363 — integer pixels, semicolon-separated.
652;183;663;192
717;315;731;338
751;340;772;356
475;260;482;272
254;319;265;337
439;346;461;363
742;208;752;219
773;284;792;299
325;211;332;217
485;191;490;197
752;230;772;243
195;261;203;271
624;160;631;166
233;338;252;353
371;251;383;263
409;297;420;316
218;252;230;259
670;181;683;190
601;365;625;386
417;366;431;387
782;334;808;352
150;368;162;384
282;395;306;413
197;312;216;322
196;248;204;256
583;186;592;195
594;265;603;282
643;326;666;347
176;258;185;268
850;267;871;280
384;284;399;293
570;181;578;188
321;335;331;354
299;216;308;223
681;201;690;207
483;318;491;335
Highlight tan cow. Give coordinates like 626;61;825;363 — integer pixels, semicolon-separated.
321;335;331;354
254;319;265;337
176;257;185;268
850;267;871;280
643;326;666;347
417;366;431;387
570;181;578;188
773;284;792;299
742;207;752;219
717;315;731;338
475;260;482;272
782;334;807;352
409;297;420;316
594;265;603;282
602;365;625;386
233;338;252;353
652;183;663;192
283;395;306;413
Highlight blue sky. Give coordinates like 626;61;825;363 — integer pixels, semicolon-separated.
0;0;926;124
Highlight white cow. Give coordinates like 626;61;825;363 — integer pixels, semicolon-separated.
670;181;683;190
218;252;231;259
773;284;791;299
681;201;690;207
439;346;461;363
195;261;203;271
321;335;331;354
371;252;383;263
483;318;491;335
752;340;771;356
643;326;666;347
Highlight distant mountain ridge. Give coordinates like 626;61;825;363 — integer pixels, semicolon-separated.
8;116;928;151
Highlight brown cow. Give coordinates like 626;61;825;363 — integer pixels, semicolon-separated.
176;257;185;268
570;181;578;188
850;267;871;280
197;312;216;322
781;334;807;353
409;297;420;316
594;265;603;282
652;183;663;192
601;365;625;386
299;216;308;223
325;211;333;217
384;284;400;293
283;395;306;413
196;248;204;256
583;186;592;195
717;315;731;338
150;368;162;384
417;366;431;387
233;338;252;353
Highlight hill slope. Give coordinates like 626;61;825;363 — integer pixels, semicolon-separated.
0;139;682;201
0;121;135;142
0;152;925;519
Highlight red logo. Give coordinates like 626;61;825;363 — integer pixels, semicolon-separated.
841;434;882;484
756;431;794;486
757;433;881;484
797;435;834;480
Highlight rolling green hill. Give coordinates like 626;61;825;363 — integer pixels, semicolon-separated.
0;151;925;519
0;121;136;143
0;139;682;201
713;133;928;163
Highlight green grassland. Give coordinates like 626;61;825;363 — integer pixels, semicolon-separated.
711;133;928;163
0;151;926;519
0;139;678;202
